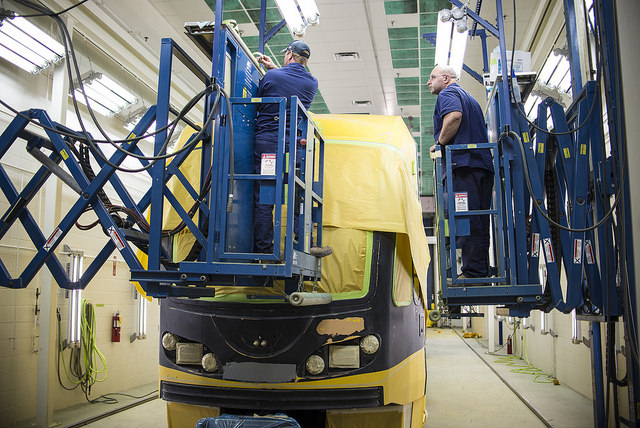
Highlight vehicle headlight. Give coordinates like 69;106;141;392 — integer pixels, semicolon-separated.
360;335;380;355
305;354;325;375
201;352;219;372
162;332;177;351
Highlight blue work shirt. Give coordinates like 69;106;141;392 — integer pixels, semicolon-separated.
433;83;493;172
254;62;318;143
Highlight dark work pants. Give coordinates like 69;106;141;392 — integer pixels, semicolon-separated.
448;167;494;278
253;139;301;254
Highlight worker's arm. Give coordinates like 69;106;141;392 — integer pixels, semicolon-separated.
430;111;463;152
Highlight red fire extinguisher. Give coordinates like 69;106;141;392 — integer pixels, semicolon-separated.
112;312;121;342
506;335;512;354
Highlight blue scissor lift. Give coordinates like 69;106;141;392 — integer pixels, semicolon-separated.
429;1;638;425
0;1;326;299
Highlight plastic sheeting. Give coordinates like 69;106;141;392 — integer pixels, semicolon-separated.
197;414;301;428
313;114;430;305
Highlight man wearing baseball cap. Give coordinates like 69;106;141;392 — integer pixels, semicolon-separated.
253;40;329;258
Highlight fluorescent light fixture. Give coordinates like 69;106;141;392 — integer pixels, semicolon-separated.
274;0;319;37
548;58;570;88
435;10;453;67
434;8;468;77
571;309;581;343
538;52;561;84
0;16;65;74
275;0;306;37
67;251;83;347
73;72;138;117
136;292;147;340
449;23;469;78
298;0;320;26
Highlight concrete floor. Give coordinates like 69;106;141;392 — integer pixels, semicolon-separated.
19;327;592;428
425;327;592;427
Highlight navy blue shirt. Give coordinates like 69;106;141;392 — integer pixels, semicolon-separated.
255;62;318;143
433;83;493;172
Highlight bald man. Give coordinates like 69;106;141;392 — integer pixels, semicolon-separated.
429;65;494;281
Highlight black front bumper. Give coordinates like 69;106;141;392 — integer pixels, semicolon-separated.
160;380;383;410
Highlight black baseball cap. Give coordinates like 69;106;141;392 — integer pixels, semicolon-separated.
280;40;311;59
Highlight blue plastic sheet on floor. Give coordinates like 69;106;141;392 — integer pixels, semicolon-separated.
196;414;301;428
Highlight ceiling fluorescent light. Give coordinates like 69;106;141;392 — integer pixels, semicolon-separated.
449;24;468;78
0;17;65;74
435;10;452;67
73;72;138;117
274;0;319;38
435;8;468;78
298;0;320;26
275;0;306;37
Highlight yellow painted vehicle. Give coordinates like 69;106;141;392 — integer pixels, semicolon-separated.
157;114;430;427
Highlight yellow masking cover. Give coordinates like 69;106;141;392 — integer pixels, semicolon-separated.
313;114;430;303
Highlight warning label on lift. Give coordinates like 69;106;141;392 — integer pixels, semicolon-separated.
543;238;555;263
584;240;595;264
260;153;276;175
573;238;582;264
43;227;62;251
531;233;540;258
108;226;126;251
455;192;468;211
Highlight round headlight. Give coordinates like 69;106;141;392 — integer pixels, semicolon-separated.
360;335;380;355
305;355;325;375
201;353;218;372
162;332;177;351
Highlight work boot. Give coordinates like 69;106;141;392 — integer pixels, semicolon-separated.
309;246;332;258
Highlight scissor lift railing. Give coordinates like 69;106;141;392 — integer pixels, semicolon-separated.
129;35;326;297
433;142;543;315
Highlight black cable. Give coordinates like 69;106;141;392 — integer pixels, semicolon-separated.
501;0;622;234
12;0;91;17
501;130;621;233
56;308;80;391
54;13;219;169
85;389;158;405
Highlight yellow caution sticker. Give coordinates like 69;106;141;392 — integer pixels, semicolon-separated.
580;144;587;155
468;144;477;148
523;132;530;143
243;87;248;98
538;143;544;153
60;149;69;160
563;147;571;158
251;98;262;103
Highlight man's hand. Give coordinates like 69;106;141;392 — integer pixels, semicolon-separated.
299;138;307;146
430;144;438;153
257;54;277;70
